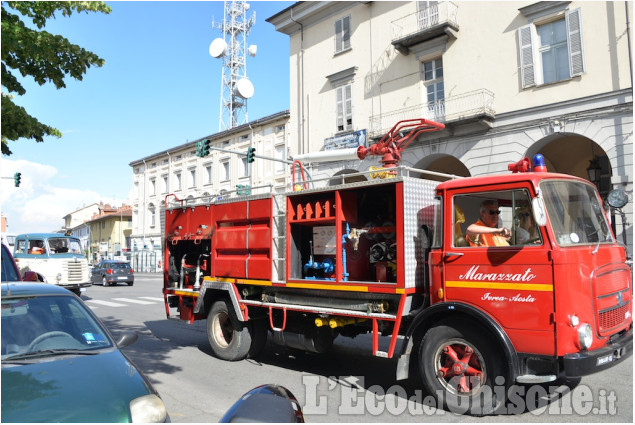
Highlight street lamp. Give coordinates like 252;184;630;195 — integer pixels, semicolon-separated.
586;158;601;187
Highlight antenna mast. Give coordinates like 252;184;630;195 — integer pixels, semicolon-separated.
211;1;256;130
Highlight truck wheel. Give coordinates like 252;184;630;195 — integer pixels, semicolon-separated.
419;321;507;415
207;300;252;361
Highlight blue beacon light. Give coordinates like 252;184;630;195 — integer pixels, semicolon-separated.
533;154;547;172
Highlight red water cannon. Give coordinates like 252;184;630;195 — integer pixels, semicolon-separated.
356;118;445;168
508;157;532;173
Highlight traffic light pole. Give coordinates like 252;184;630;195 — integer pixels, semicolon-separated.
205;146;295;165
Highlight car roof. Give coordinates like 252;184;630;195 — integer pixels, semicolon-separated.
100;260;129;263
1;282;74;298
15;233;76;239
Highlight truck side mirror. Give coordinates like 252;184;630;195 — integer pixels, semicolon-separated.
532;190;548;227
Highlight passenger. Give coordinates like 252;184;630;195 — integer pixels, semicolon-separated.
515;207;539;244
466;200;510;247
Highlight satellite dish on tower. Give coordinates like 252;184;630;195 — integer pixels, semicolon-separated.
248;45;258;57
234;78;254;99
209;38;227;58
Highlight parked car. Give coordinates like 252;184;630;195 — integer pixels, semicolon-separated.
1;282;169;422
91;260;135;286
1;244;38;283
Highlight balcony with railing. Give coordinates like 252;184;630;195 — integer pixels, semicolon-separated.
368;89;495;138
391;2;459;55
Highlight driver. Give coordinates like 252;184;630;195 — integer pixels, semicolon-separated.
466;200;510;247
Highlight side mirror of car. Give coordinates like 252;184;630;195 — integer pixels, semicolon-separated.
220;384;304;423
23;271;39;282
116;331;139;349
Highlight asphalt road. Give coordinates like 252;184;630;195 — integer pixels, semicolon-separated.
81;274;633;423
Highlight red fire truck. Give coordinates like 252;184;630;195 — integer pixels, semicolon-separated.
162;119;632;414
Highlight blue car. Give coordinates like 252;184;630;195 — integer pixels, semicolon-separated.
1;281;168;422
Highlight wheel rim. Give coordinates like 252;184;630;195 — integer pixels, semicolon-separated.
433;338;486;395
212;311;234;348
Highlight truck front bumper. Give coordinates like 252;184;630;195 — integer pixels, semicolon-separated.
563;327;632;377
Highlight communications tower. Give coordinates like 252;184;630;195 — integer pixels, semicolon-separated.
210;1;257;130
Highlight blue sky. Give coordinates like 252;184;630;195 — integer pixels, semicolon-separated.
1;1;293;234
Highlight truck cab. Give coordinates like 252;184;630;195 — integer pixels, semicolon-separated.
13;233;91;296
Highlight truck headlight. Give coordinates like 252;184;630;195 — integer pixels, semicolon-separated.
130;394;167;423
577;323;593;349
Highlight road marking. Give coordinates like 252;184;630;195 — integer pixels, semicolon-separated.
85;300;128;307
139;297;165;302
113;298;155;305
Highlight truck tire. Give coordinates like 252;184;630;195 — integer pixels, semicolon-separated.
207;300;252;361
418;321;507;415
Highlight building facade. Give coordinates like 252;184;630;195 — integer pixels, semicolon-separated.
86;205;132;264
267;1;633;253
129;111;290;272
63;203;100;252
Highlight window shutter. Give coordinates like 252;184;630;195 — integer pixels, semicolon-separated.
343;16;351;50
336;86;343;130
345;84;352;129
566;8;585;76
518;24;535;88
335;19;343;52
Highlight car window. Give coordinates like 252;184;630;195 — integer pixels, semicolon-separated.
1;294;113;359
15;240;26;255
1;246;20;282
113;263;130;269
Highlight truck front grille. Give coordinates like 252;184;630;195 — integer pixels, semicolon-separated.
593;266;632;337
64;260;86;282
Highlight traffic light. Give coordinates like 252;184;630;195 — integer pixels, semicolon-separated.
236;184;251;196
247;147;256;163
14;172;21;187
196;139;211;158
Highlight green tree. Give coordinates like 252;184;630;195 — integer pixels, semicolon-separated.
1;1;111;155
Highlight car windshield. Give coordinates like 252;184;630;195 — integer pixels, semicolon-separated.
1;294;113;361
540;180;613;246
48;237;83;255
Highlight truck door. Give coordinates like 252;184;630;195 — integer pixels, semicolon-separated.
443;188;556;357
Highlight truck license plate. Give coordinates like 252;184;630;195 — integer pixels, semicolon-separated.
596;354;614;366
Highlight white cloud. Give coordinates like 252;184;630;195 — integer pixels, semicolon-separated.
1;158;124;235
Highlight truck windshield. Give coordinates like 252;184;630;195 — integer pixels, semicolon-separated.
540;180;613;246
48;238;83;255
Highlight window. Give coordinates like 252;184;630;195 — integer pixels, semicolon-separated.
417;1;439;29
149;204;156;228
174;172;181;191
453;190;542;248
150;178;156;196
423;58;444;121
335;16;351;53
162;175;168;193
336;84;353;132
275;144;286;173
241;157;249;177
189;168;196;187
205;164;213;184
518;8;585;88
221;161;230;181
